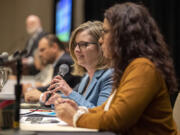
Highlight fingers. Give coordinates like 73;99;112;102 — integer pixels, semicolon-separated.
51;86;62;93
65;100;78;110
54;98;78;110
54;98;69;108
48;76;72;96
46;93;61;105
66;100;77;106
54;98;64;106
44;91;53;95
47;83;57;91
55;102;76;126
48;79;64;91
48;81;65;93
55;103;67;118
42;91;52;103
50;75;63;85
50;79;60;85
47;83;60;93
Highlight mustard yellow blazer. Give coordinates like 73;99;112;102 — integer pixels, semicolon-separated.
76;58;178;135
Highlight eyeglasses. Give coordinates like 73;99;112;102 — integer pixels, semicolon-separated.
74;41;97;49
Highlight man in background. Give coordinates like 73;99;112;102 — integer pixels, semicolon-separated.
22;14;47;75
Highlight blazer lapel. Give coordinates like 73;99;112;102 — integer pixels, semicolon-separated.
84;70;106;98
78;74;89;94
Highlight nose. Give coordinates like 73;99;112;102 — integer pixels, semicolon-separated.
74;44;81;53
98;37;103;46
38;51;43;58
38;52;41;57
38;50;41;55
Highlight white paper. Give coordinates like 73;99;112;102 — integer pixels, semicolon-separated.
20;109;67;126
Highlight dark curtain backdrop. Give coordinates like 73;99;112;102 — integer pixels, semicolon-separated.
85;0;180;105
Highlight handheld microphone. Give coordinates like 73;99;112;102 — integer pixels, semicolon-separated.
45;64;70;105
58;64;69;77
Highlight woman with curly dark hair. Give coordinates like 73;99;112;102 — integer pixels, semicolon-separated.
54;2;179;134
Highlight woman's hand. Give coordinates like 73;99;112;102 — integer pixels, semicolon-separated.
43;92;61;106
54;99;78;126
55;98;78;110
48;75;73;96
41;91;52;104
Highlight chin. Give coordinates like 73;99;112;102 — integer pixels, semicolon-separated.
77;61;84;66
104;54;111;59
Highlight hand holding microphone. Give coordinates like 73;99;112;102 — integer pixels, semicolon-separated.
44;77;72;105
44;64;71;103
48;75;73;96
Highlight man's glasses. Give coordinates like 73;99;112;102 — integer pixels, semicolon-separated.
74;41;97;49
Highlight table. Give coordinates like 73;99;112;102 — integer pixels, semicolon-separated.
0;130;116;135
0;79;118;135
19;105;118;135
19;108;98;131
0;105;117;135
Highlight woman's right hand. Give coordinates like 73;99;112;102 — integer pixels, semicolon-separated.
48;75;73;96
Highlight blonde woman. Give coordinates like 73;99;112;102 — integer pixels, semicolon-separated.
43;21;113;108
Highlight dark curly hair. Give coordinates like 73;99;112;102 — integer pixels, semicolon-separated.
104;2;178;94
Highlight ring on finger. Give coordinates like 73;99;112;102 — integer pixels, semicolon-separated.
55;83;59;88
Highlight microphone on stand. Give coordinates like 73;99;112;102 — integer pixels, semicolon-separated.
0;52;9;65
0;50;27;66
45;64;70;104
0;52;8;59
11;49;27;129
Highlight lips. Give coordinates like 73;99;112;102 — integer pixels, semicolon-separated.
76;54;84;59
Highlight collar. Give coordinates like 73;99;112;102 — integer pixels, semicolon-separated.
31;27;43;39
53;51;65;67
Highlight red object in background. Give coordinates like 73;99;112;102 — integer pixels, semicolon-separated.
0;100;14;109
30;109;52;112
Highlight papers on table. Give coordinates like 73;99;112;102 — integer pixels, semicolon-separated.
20;109;98;132
20;109;67;126
20;109;56;117
20;117;67;125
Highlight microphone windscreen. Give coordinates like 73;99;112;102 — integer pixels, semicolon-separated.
0;52;8;60
1;52;8;56
58;64;69;76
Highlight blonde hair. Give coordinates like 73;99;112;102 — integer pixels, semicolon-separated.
69;21;109;76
